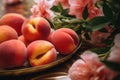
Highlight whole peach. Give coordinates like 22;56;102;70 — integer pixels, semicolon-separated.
22;17;51;42
0;13;26;35
27;40;57;66
0;40;27;69
50;28;79;55
0;25;18;43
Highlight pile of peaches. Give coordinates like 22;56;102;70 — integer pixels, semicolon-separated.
0;13;79;69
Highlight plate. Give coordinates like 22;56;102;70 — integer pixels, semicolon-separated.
31;72;71;80
0;42;82;77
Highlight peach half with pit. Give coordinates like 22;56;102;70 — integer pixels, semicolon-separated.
27;40;57;67
0;25;18;44
0;40;27;69
22;17;51;42
0;13;26;36
50;28;79;55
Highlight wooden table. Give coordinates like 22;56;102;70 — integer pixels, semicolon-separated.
0;1;88;80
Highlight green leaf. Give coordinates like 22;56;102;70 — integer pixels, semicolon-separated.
82;5;88;20
51;6;60;12
103;2;113;19
98;29;108;32
51;3;63;12
90;47;111;55
61;9;70;16
57;3;63;12
89;16;110;31
102;61;120;72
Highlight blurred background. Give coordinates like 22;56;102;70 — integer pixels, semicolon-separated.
0;0;34;18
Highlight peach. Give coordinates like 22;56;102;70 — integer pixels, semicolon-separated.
0;25;18;43
50;28;79;55
18;35;30;46
0;13;26;35
46;28;55;42
27;40;57;67
22;17;51;42
58;28;79;46
0;39;27;69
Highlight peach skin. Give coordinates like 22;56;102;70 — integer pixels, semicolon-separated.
0;39;27;69
0;13;26;36
0;25;18;44
22;17;51;42
50;28;79;55
18;35;30;47
27;40;57;67
58;28;79;46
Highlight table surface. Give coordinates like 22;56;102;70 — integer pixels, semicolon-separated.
0;1;88;80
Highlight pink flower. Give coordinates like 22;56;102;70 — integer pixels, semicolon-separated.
108;34;120;63
80;51;102;70
114;33;120;48
108;46;120;63
68;0;103;19
97;66;118;80
68;51;118;80
90;31;110;44
68;59;93;80
54;0;70;9
31;0;55;20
